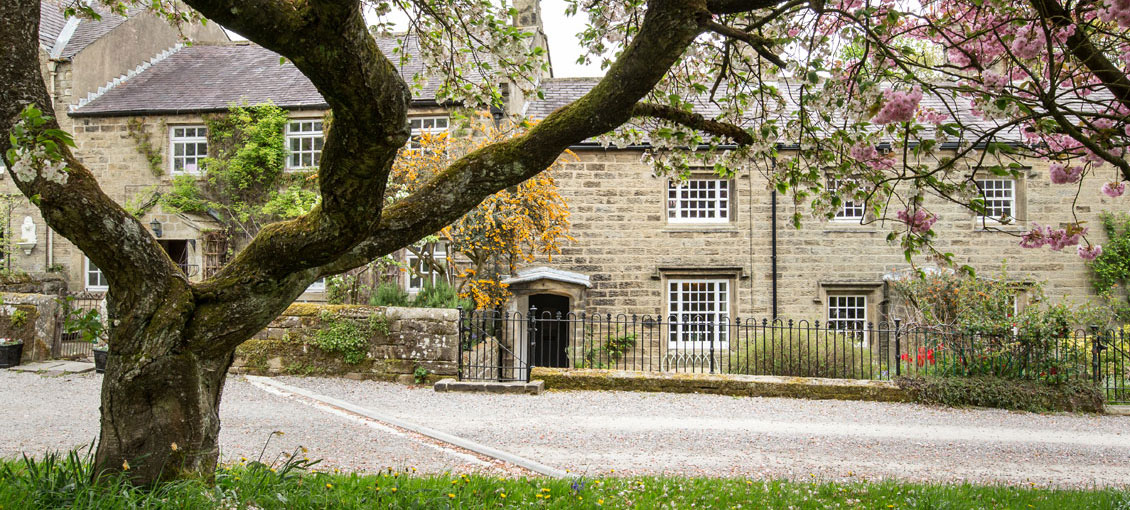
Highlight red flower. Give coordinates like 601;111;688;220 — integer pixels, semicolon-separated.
900;353;911;362
927;349;935;364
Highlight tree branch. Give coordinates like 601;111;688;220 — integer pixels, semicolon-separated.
702;20;786;68
707;0;793;15
315;0;713;280
632;102;754;145
0;0;179;327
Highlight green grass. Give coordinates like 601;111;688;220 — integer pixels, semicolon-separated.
1;451;1128;510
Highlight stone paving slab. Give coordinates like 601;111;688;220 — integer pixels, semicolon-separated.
8;360;94;375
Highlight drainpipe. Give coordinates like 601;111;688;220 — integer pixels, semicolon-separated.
771;189;778;320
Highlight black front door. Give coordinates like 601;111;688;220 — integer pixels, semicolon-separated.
529;294;569;368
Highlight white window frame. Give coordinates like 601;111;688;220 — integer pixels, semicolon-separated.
407;116;450;151
405;242;447;292
976;178;1015;222
169;125;208;174
827;294;867;343
286;119;325;170
667;179;731;224
828;178;865;221
306;277;325;293
667;279;730;348
85;256;108;291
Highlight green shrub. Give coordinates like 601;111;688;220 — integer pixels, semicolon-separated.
311;310;370;364
369;283;410;307
896;376;1105;413
576;332;637;369
727;329;879;379
412;281;472;309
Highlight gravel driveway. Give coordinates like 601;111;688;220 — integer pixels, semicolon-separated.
3;370;1129;487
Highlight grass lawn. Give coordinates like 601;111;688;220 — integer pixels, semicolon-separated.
1;452;1127;509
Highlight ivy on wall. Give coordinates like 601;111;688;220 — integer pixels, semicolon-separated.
160;103;320;244
1087;212;1130;320
126;118;165;177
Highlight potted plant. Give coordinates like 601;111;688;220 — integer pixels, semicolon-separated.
0;337;22;368
64;306;107;372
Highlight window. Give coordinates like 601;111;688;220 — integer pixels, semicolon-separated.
406;243;447;291
85;256;108;291
976;178;1015;221
408;116;449;150
667;179;730;223
828;178;865;221
827;295;867;341
307;277;325;293
286;120;324;169
667;279;729;346
170;126;207;174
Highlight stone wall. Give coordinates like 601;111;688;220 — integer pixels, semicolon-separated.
0;292;61;363
232;304;458;382
518;149;1118;323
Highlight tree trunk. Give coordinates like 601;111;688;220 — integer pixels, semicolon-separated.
94;338;234;484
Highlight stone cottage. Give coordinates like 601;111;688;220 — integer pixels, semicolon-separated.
7;1;1125;356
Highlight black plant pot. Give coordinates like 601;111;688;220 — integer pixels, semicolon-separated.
0;342;23;369
93;348;108;373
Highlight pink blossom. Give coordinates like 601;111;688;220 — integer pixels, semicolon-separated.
1079;244;1103;261
1049;163;1083;184
872;87;923;125
897;208;937;234
1010;25;1044;60
1020;224;1049;248
1102;181;1127;197
1020;223;1087;251
849;143;894;170
1100;0;1130;28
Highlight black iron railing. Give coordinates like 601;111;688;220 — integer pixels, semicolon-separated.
457;308;1130;404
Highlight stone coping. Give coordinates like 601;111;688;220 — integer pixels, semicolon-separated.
531;367;910;402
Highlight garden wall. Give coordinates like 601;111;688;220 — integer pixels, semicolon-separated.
232;304;458;383
0;292;60;363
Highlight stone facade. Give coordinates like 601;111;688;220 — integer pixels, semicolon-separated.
513;149;1123;325
232;304;458;382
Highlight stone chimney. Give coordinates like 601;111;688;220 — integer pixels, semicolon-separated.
512;0;543;29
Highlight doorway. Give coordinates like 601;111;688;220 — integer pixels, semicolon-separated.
529;293;569;368
158;239;193;276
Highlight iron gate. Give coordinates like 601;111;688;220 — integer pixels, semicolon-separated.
458;308;533;382
53;292;105;360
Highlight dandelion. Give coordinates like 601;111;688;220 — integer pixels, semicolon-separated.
500;493;507;499
390;487;397;493
122;460;130;471
326;483;333;489
448;493;455;498
170;442;178;452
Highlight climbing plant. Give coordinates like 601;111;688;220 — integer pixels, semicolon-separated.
1087;212;1130;320
160;103;319;243
125;118;165;177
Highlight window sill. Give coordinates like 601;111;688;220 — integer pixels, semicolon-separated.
662;225;740;233
972;219;1028;233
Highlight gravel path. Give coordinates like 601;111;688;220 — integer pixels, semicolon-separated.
4;370;1129;487
0;371;509;476
278;376;1130;488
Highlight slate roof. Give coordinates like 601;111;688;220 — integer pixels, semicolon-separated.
527;77;1025;144
72;35;455;116
72;44;326;116
38;0;144;59
38;1;67;50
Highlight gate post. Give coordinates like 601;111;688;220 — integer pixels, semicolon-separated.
894;319;902;378
527;306;538;383
1091;325;1104;386
456;306;464;381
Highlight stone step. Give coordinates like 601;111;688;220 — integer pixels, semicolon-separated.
433;378;544;395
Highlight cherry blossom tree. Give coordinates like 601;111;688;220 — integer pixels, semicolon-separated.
2;0;1129;485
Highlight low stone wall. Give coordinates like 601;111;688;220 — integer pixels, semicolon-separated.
0;292;61;363
232;304;458;383
532;367;910;402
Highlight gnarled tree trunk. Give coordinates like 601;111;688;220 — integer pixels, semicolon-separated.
1;0;717;485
